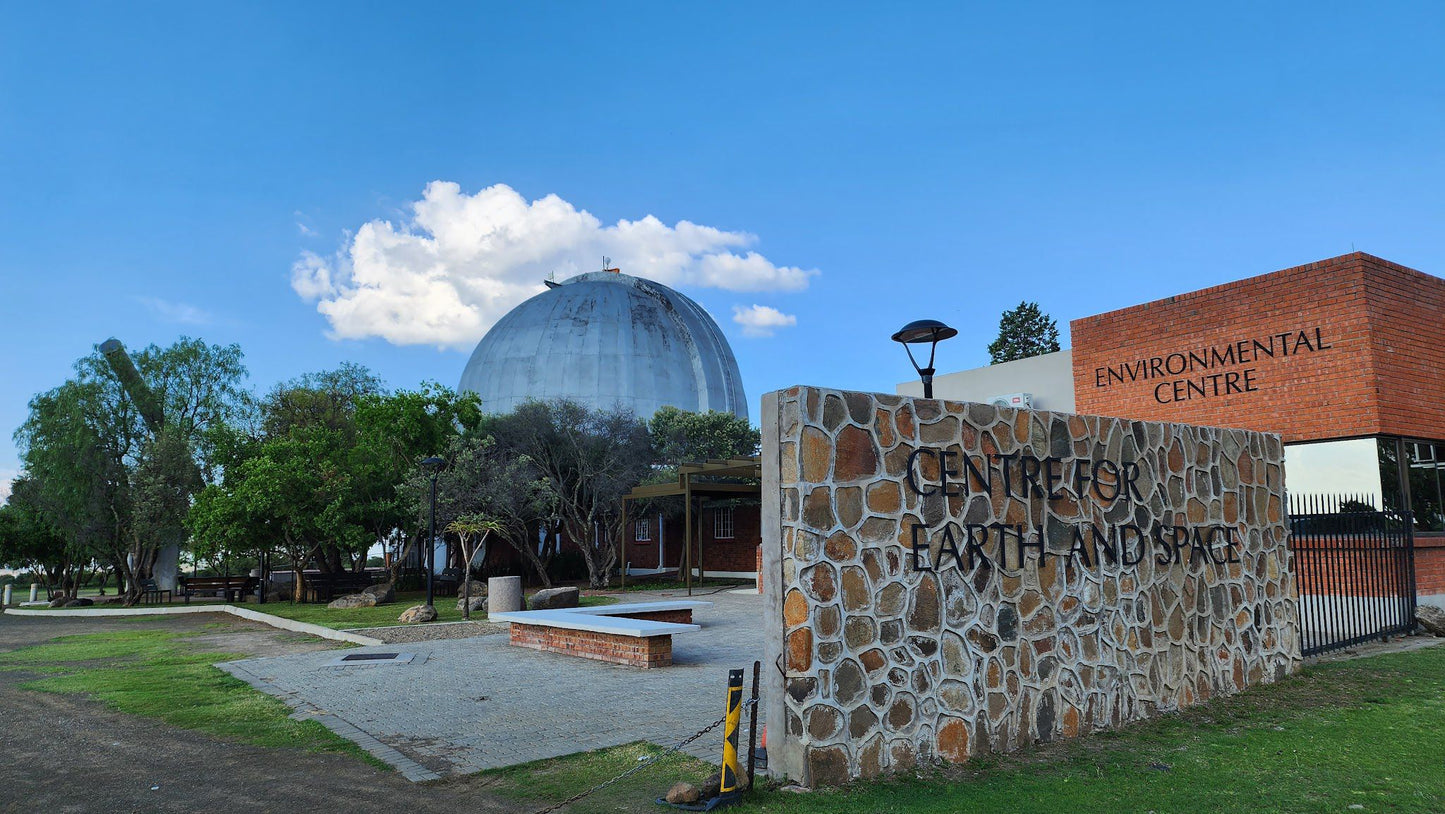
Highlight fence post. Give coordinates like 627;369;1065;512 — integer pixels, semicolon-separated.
746;660;760;790
720;669;744;798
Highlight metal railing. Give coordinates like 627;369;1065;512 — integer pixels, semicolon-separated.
1289;494;1416;656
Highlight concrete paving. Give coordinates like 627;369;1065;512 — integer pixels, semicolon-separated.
218;589;765;779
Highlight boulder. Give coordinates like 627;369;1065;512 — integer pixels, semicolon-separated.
398;604;438;624
664;782;700;805
328;593;377;610
47;596;69;608
458;579;487;598
700;770;724;798
361;582;395;604
528;586;580;611
63;597;94;608
1417;604;1445;637
457;594;488;614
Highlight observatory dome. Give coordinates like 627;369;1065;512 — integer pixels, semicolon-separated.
458;271;748;420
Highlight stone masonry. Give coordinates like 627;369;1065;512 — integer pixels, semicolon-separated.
761;386;1302;785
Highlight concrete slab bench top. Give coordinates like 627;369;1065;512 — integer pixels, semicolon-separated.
490;600;712;638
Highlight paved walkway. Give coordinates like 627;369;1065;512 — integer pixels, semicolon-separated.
219;589;764;780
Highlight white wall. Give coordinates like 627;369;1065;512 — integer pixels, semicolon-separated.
897;349;1077;413
1284;438;1383;502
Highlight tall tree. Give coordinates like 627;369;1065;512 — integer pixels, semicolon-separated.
494;400;653;588
986;301;1061;364
648;406;759;465
14;338;245;603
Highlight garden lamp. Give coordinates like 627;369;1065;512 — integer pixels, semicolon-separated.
891;319;957;398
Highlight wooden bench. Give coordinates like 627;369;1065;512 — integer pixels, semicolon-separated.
490;601;711;668
139;579;172;605
179;576;258;603
299;572;382;603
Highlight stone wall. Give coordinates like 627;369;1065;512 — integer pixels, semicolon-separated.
761;386;1301;785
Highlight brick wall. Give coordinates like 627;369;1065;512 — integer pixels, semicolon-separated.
1071;253;1445;444
509;623;673;668
1417;538;1445;595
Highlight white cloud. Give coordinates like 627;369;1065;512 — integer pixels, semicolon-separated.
0;468;18;505
732;304;798;338
294;182;818;349
295;211;317;236
137;297;212;326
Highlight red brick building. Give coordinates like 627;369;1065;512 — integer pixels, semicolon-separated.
904;252;1445;600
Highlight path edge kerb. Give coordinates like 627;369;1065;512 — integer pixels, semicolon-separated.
2;605;384;646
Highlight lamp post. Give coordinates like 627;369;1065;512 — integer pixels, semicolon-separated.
891;319;958;399
421;456;446;608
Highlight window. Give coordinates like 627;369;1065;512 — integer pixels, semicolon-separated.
634;518;652;542
714;507;735;539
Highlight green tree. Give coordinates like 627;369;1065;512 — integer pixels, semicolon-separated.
648;406;759;465
404;432;558;587
986;301;1061;364
13;337;245;603
494;400;653;588
0;478;75;594
188;373;482;597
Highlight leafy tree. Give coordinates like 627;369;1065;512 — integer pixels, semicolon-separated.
188;373;482;598
0;478;75;594
494;400;653;588
987;301;1061;364
446;514;502;618
405;432;558;587
648;406;759;465
14;338;245;603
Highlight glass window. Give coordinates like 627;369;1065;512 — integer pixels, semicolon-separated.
1406;440;1444;532
714;507;735;539
1379;437;1407;516
634;518;652;542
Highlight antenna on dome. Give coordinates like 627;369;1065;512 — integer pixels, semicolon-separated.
602;256;619;274
543;269;561;289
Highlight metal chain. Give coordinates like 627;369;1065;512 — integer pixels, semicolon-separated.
529;697;759;814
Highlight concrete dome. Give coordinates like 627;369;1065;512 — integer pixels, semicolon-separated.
459;271;748;420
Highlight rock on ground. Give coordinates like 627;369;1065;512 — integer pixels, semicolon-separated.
1417;604;1445;636
458;579;487;598
528;587;579;610
398;604;438;624
457;595;487;614
63;598;94;608
664;782;700;805
362;582;396;604
328;593;377;610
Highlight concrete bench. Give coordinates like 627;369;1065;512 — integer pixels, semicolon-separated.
490;600;712;668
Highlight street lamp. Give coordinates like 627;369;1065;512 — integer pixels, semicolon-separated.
891;319;958;399
421;456;446;608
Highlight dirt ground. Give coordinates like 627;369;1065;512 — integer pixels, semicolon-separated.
0;612;515;814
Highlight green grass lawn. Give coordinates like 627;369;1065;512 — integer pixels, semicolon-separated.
0;629;381;766
477;643;1445;814
245;590;616;630
734;644;1445;814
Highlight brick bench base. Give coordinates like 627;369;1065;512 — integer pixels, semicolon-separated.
510;623;674;668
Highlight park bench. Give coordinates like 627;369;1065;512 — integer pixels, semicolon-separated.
299;571;384;603
490;600;711;669
139;578;171;605
179;576;258;603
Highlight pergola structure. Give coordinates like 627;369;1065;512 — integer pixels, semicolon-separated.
620;456;761;595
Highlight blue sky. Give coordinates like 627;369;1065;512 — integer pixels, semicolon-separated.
2;2;1442;499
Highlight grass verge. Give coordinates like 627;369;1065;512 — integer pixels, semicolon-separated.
0;629;383;767
480;741;717;814
478;644;1445;814
740;643;1445;813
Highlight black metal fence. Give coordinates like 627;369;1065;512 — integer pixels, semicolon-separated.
1289;494;1416;656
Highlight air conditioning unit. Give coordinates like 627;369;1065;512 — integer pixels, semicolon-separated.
990;392;1034;409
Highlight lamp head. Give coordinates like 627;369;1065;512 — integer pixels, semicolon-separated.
891;319;958;345
421;456;446;473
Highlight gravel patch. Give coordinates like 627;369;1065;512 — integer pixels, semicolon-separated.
344;620;506;643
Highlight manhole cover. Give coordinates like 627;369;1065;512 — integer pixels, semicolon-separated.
324;651;421;668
